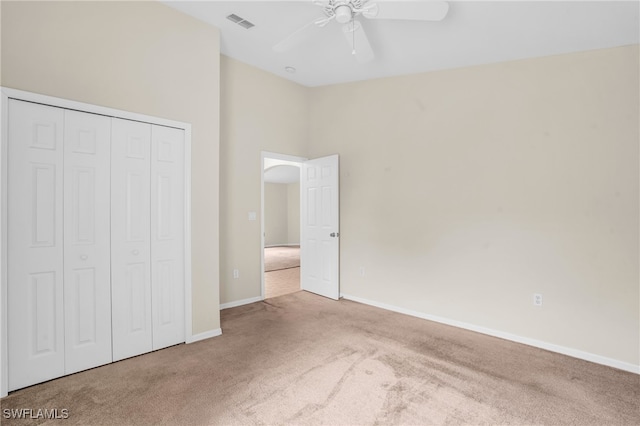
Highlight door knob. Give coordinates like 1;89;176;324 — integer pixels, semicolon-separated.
330;232;340;238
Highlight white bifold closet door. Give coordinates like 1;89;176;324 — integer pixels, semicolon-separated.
63;110;112;374
111;119;185;361
7;101;112;390
7;98;187;390
8;100;65;391
150;125;185;350
111;118;153;362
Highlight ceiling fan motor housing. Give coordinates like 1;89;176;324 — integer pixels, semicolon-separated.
323;0;369;23
334;4;353;23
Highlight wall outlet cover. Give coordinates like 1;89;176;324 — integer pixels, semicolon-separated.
533;293;543;307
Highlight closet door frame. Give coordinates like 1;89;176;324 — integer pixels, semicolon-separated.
0;87;194;398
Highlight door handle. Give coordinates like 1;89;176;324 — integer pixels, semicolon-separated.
330;232;340;238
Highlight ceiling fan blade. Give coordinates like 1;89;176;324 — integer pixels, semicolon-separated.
273;17;327;53
342;21;375;64
363;1;449;21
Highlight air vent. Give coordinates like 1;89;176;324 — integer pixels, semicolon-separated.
237;20;255;29
226;14;243;23
226;14;255;29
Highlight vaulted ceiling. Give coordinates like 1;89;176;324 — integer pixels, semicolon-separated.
163;1;639;87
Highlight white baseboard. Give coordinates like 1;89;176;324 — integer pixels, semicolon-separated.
220;296;263;310
340;293;640;375
187;328;222;344
265;244;300;248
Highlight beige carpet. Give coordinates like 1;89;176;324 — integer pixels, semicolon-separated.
265;267;300;299
2;291;639;425
264;246;300;272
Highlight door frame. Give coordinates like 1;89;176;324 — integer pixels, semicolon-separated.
0;87;194;397
260;151;307;300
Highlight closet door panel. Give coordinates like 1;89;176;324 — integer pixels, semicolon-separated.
111;118;152;362
63;110;112;374
151;125;185;350
7;100;65;391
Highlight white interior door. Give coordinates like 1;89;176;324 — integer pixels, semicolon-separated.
7;100;65;390
111;118;153;362
63;110;112;374
300;154;340;300
150;125;185;350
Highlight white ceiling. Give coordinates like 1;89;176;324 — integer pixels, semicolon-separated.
163;1;639;87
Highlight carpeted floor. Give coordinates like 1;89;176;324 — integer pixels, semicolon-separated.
265;267;300;299
264;245;300;299
1;291;639;425
264;246;300;272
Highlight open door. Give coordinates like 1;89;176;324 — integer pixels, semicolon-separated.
300;154;339;300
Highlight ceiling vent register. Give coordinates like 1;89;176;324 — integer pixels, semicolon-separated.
226;14;255;29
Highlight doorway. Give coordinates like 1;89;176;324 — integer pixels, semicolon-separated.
261;151;341;301
261;152;305;299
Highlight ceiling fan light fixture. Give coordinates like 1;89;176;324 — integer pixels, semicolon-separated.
335;4;353;23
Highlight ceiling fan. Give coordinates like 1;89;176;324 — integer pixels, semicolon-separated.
273;0;449;63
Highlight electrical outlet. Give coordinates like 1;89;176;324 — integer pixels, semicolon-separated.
533;293;543;307
359;267;365;277
233;269;239;279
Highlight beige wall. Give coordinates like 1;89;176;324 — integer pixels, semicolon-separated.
308;46;639;366
287;182;300;244
264;183;289;246
1;1;221;334
220;56;308;304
